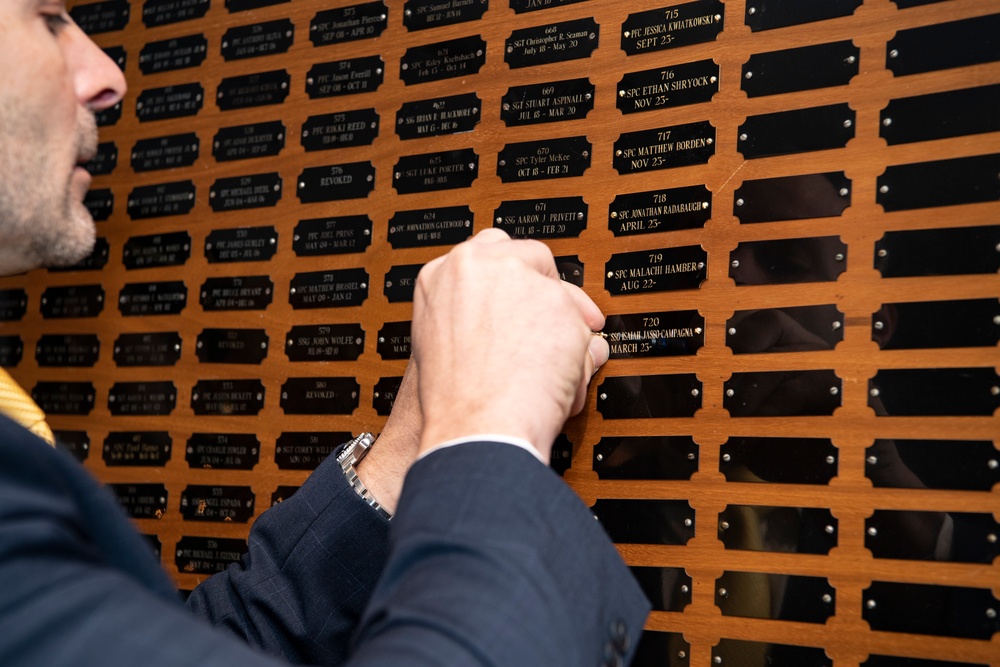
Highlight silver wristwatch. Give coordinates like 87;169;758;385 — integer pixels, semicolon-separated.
336;432;391;520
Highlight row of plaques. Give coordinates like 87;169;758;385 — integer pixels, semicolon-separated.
29;364;999;418
3;294;995;369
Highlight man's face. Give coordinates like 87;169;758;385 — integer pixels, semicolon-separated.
0;0;125;274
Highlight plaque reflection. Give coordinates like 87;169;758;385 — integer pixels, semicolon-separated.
716;571;835;623
866;439;999;492
727;305;844;354
718;505;837;555
713;639;830;667
866;510;999;564
629;566;692;612
591;499;694;545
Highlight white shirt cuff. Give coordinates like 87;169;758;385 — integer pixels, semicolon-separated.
418;434;545;464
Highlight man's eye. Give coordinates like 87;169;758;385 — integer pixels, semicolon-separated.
43;11;70;34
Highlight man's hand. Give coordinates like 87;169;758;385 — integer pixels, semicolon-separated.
411;229;609;463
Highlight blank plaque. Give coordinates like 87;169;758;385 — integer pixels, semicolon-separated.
869;368;1000;417
863;581;1000;639
872;299;1000;350
874;226;1000;277
718;505;837;554
745;0;861;31
725;370;842;417
742;41;859;97
597;374;702;419
630;567;693;612
716;571;835;623
887;14;1000;76
714;639;830;667
880;84;1000;145
720;437;838;485
727;305;844;354
591;499;695;545
865;439;1000;492
730;237;847;285
593;436;698;480
866;510;1000;563
738;104;855;159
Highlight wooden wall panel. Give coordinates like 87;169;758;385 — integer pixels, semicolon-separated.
1;0;997;664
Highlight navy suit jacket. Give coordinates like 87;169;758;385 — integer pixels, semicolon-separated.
0;414;649;666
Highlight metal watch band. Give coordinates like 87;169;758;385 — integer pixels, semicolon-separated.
337;432;392;520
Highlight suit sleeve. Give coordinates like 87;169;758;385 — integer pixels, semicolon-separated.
349;442;651;667
186;448;391;665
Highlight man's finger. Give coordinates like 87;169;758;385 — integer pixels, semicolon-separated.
561;282;605;333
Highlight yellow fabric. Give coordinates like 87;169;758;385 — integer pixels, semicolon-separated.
0;368;55;446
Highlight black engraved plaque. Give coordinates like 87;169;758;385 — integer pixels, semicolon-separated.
502;79;593;126
605;246;707;295
84;188;114;221
395;149;479;193
863;581;1000;639
618;60;718;115
725;370;842;417
721;437;838;485
0;289;27;322
136;83;203;122
743;41;858;98
373;377;403;416
139;34;207;74
555;255;584;287
280;378;360;415
110;484;168;519
405;0;487;30
887;14;1000;77
384;265;423;303
293;216;372;255
49;237;110;272
497;137;590;182
0;336;23;368
32;382;95;415
390;207;474;248
181;486;255;523
205;226;278;263
714;640;830;667
196;329;269;364
217;70;290;110
114;332;182;367
717;571;835;622
881;85;1000;146
36;334;100;367
593;436;698;480
191;380;266;416
290;269;369;309
739;104;855;159
876;154;1000;212
745;0;861;31
874;226;1000;277
730;237;848;285
597;374;702;419
719;505;837;554
84;142;117;176
275;432;352;470
123;232;191;270
187;433;260;470
592;499;695;545
397;93;482;139
285;324;365;362
222;19;294;60
735;172;851;223
108;381;176;416
873;299;1000;350
610;186;711;236
377;322;412;360
604;311;704;358
55;431;89;462
213;122;286;162
311;2;388;45
200;276;273;311
494;198;586;239
622;1;723;55
866;510;1000;564
505;17;598;68
40;285;105;319
727;305;845;354
176;536;247;575
302;109;379;151
118;281;187;316
869;368;1000;417
298;162;375;202
400;36;486;85
71;0;130;34
96;102;122;127
631;567;693;612
103;431;171;466
866;439;1000;492
143;0;208;27
306;57;384;98
614;122;715;174
127;181;196;220
210;173;282;212
132;133;199;172
511;0;587;12
104;45;127;70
